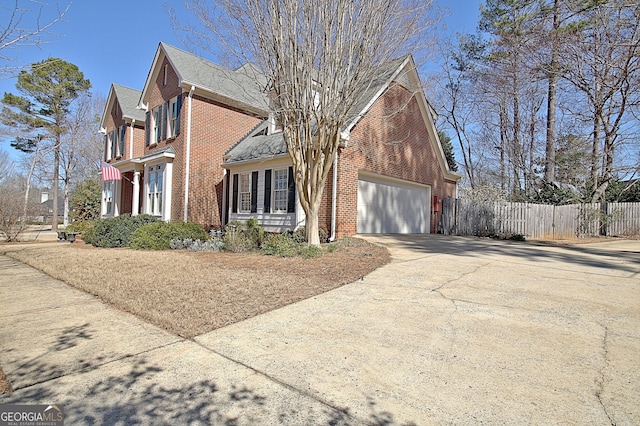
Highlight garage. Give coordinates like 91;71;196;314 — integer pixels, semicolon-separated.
356;174;431;234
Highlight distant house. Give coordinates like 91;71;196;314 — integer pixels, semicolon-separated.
99;42;459;237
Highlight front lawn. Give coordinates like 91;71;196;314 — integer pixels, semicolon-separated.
1;238;389;338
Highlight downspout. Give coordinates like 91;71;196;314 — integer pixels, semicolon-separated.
329;150;338;242
183;86;195;223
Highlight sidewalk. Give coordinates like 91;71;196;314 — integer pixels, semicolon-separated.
0;255;356;425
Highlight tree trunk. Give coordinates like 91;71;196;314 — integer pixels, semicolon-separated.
63;184;69;227
51;139;60;231
544;0;559;182
304;201;321;246
22;149;40;226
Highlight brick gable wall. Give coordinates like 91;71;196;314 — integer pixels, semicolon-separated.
326;83;457;236
145;57;262;226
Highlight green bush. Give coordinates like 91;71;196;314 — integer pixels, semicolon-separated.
65;220;94;236
260;232;322;258
130;221;209;250
223;219;265;253
85;214;159;248
70;178;101;222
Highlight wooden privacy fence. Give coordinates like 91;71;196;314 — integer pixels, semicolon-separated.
441;199;640;239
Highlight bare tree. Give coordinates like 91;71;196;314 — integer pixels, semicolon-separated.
563;0;640;202
59;93;104;226
0;0;70;75
180;0;440;245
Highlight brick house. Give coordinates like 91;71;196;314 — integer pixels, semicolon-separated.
100;42;459;237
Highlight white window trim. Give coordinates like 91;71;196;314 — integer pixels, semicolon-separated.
101;180;120;217
147;164;164;217
272;168;288;213
142;161;172;222
167;96;179;139
151;105;161;145
239;172;251;213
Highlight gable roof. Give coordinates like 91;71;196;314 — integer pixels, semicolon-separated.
224;58;410;165
223;56;460;181
139;43;269;116
99;84;145;132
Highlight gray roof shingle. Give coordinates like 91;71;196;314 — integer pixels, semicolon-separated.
224;121;287;164
161;43;269;112
112;84;146;122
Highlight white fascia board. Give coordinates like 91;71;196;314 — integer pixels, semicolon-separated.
99;84;117;132
138;43;174;110
344;56;412;134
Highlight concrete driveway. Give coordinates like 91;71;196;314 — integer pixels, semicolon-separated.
2;235;639;424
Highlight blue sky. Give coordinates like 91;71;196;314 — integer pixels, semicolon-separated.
0;0;482;158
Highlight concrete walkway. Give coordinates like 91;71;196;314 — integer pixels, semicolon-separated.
1;235;639;425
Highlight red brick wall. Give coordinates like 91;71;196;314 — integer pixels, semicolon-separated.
144;57;262;226
323;83;457;236
187;96;261;226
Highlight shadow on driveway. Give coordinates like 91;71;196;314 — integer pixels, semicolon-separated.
364;234;640;275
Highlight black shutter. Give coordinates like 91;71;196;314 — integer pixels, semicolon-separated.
263;169;272;213
250;171;258;213
161;101;168;140
119;126;125;157
103;134;108;161
111;130;117;159
287;166;295;213
232;174;239;213
175;95;182;135
145;111;150;146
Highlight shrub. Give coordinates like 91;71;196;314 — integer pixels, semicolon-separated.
130;221;208;250
85;214;159;248
260;232;322;258
223;219;265;253
170;237;224;252
70;179;101;222
65;220;94;236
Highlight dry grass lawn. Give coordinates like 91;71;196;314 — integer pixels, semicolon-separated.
1;238;390;338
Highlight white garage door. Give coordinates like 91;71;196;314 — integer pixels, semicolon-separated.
357;175;430;234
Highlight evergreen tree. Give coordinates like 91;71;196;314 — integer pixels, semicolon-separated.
437;130;458;172
1;58;91;231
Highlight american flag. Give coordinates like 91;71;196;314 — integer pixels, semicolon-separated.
101;161;122;181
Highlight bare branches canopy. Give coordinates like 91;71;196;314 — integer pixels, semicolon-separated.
183;0;441;244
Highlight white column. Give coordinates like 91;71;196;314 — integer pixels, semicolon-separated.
164;162;173;222
132;171;140;216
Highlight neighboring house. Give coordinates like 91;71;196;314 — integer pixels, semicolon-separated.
100;42;460;237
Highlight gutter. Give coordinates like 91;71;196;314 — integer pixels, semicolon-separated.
183;85;195;223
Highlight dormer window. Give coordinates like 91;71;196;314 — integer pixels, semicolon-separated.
268;113;283;135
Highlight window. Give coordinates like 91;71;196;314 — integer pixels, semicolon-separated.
109;130;118;158
103;181;113;215
151;106;162;144
148;165;164;216
167;96;181;138
239;173;251;213
273;169;288;212
163;64;168;86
